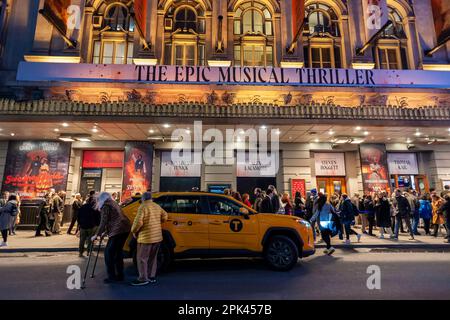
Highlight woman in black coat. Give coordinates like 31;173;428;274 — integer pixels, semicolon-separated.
374;191;392;239
0;194;18;246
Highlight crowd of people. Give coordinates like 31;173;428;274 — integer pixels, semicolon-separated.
225;185;450;255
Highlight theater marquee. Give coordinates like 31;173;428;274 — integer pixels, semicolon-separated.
17;62;450;89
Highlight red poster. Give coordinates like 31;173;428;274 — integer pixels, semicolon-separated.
431;0;450;45
1;141;71;199
134;0;147;39
359;144;390;194
82;150;124;168
121;142;153;200
291;178;306;199
292;0;305;35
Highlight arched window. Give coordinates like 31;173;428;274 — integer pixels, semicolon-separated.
233;0;275;67
373;7;408;70
174;7;197;31
91;2;135;65
163;1;206;66
303;3;342;68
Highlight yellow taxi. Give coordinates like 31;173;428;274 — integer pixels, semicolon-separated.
122;192;315;271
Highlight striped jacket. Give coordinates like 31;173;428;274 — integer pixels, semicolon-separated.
131;200;168;244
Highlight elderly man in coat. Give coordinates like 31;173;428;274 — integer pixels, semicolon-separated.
130;192;168;286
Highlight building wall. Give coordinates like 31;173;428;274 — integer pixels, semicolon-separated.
0;141;7;184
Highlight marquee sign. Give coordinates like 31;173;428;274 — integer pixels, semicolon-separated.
17;62;450;89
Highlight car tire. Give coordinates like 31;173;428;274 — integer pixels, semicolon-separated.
157;241;173;273
264;235;299;271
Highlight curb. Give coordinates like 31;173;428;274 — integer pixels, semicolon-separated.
315;244;450;250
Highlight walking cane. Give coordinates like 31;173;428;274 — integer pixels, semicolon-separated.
81;240;96;290
90;235;104;279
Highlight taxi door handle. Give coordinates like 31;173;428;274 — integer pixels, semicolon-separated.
209;221;222;225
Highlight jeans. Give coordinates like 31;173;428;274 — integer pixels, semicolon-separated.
394;215;413;238
104;232;129;280
423;218;431;235
320;229;332;249
79;227;97;255
412;211;420;234
368;214;375;235
344;223;358;240
1;229;7;242
137;242;161;281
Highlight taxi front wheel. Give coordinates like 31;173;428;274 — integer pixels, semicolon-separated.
264;235;299;271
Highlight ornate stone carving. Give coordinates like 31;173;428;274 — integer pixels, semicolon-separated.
221;91;235;105
358;95;366;106
324;96;335;105
296;94;313;105
178;94;187;103
283;92;293;105
205;91;219;105
143;91;157;104
251;95;262;104
370;94;388;106
99;92;111;103
125;89;142;103
397;97;409;108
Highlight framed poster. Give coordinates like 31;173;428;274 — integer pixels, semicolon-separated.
1;141;71;199
121;142;153;200
359;144;390;193
291;178;306;199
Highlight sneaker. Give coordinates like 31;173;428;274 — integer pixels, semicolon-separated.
149;278;157;284
131;279;149;286
390;234;396;239
323;249;330;254
342;239;351;244
327;247;335;255
379;235;385;239
392;237;399;241
356;234;362;242
0;242;7;247
409;236;415;240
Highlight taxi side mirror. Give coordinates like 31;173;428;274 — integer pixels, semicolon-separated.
239;207;250;219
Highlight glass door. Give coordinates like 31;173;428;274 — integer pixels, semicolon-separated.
316;177;347;196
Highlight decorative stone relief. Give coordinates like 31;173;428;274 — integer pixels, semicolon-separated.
205;91;219;105
221;91;235;105
125;89;142;103
99;92;111;103
143;91;157;104
283;92;293;105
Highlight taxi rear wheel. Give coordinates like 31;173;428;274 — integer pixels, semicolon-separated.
264;235;299;271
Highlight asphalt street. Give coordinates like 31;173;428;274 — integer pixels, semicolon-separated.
0;248;449;300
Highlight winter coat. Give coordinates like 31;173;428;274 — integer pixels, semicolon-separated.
0;200;18;230
311;203;341;236
253;196;263;212
392;195;411;217
260;195;273;213
77;201;101;230
271;194;281;213
374;198;391;227
405;193;419;215
419;199;432;220
131;200;168;244
432;198;446;225
339;198;355;225
364;198;375;217
97;199;131;237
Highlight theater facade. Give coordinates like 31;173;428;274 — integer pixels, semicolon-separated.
0;0;450;203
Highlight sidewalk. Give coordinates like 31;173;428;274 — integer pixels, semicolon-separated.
0;227;449;253
314;226;450;250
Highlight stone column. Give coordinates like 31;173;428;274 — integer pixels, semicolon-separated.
403;16;421;69
80;6;94;63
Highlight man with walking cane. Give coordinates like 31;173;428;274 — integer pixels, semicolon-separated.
130;192;168;286
91;192;131;284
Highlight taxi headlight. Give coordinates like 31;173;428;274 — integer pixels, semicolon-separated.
297;219;311;228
